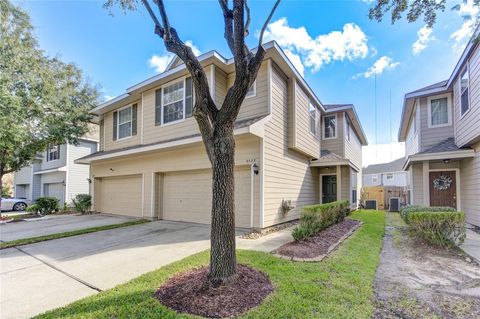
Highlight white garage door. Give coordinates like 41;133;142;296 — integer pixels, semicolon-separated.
162;167;251;228
44;183;65;205
99;175;142;217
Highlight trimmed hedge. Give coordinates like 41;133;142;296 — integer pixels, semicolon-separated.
292;200;350;241
26;197;59;215
408;211;466;247
72;194;92;214
400;205;456;223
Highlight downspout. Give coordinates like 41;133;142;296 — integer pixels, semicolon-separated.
250;163;255;229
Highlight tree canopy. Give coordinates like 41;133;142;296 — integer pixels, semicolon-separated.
0;0;99;185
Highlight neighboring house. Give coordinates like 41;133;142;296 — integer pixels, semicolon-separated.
14;126;99;205
398;32;480;227
363;158;407;187
76;41;367;230
2;173;14;197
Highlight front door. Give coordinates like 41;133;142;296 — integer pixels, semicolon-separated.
322;175;337;203
429;171;456;208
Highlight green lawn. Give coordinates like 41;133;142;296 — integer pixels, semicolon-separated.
0;219;150;249
34;210;385;319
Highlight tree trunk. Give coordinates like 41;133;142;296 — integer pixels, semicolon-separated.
208;128;237;287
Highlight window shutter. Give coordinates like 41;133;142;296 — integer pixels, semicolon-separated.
155;89;162;125
113;111;118;141
132;104;138;136
185;77;193;118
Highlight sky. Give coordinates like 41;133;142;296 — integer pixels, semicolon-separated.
14;0;477;166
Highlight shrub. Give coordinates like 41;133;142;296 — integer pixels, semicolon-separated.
408;211;466;247
33;197;59;215
292;200;350;241
400;205;456;223
26;204;39;213
72;194;92;214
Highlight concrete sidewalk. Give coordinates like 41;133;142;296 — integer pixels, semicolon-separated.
0;214;139;242
0;220;292;319
461;229;480;264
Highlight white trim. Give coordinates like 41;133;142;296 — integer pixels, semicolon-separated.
141;173;145;218
427;93;452;128
459;63;471;119
65;144;70;204
210;64;216;99
267;59;272;114
337;165;342;201
159;77;186;126
323;114;337;140
319;173;337;204
345;113;351;142
140;93;144;144
259;138;265;229
428;168;461;211
403;149;475;169
245;80;257;99
422;161;430;206
116;105;133;141
150;172;155;219
250;164;255;229
33;166;68;175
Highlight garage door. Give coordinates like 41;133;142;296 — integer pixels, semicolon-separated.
162;167;251;228
44;183;65;205
99;175;142;217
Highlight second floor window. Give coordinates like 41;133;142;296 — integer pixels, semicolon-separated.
386;173;393;180
323;115;336;139
246;81;256;98
156;77;193;125
346;117;351;141
429;96;450;127
308;102;319;137
47;144;60;161
460;67;469;115
118;106;132;139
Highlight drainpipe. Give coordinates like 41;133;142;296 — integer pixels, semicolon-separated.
250;163;255;229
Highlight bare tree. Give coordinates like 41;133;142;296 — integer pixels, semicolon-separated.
105;0;280;286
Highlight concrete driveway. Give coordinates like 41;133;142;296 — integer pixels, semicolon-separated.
0;218;293;319
0;214;139;242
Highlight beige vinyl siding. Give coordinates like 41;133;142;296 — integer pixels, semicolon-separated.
103;100;142;151
263;64;319;227
287;79;320;158
340;166;350;200
411;163;424;205
405;104;420;156
215;67;228;106
99;119;104;151
344;113;362;169
454;44;480;147
97;175;143;217
321;112;344;156
226;62;269;121
419;96;454;150
66;141;97;204
162;167;251;228
460;141;480;226
91;135;260;223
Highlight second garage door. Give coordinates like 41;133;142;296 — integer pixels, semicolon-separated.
162;167;251;228
98;175;143;217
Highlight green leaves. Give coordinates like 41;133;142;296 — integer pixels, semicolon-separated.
0;0;99;176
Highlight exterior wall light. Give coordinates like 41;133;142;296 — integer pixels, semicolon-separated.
252;163;259;175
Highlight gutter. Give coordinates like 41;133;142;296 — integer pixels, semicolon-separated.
402;149;475;170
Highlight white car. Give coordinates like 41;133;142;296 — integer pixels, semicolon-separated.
0;197;32;211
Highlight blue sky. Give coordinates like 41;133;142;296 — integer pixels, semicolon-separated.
16;0;476;164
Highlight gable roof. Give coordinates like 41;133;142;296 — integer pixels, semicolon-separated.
322;104;368;145
363;157;406;175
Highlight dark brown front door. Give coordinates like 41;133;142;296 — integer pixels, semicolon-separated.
429;171;456;208
322;175;337;203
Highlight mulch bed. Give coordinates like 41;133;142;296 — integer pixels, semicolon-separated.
273;219;362;261
155;264;274;318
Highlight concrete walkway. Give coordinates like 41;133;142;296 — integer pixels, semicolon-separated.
461;229;480;264
0;214;139;242
0;220;292;319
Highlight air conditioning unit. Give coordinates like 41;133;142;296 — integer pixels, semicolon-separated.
365;200;377;210
389;197;400;212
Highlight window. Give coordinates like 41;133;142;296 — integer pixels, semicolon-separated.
323;115;336;139
428;95;451;127
386;173;394;180
155;77;193;125
308;102;319;137
460;67;469;115
47;144;60;161
117;106;132;139
346;118;351;141
413;109;417;134
246;81;256;98
372;175;378;183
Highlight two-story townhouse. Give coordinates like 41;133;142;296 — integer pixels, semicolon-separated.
363;158;408;187
398;32;480;227
76;41;367;230
14;125;99;206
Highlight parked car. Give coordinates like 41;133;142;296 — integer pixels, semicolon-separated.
0;197;32;211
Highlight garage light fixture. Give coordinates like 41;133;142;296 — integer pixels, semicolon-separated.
252;163;259;175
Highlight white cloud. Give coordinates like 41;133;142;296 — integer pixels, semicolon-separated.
262;18;369;75
284;49;305;76
148;40;201;73
362;142;405;167
412;25;434;55
451;0;479;43
355;56;399;79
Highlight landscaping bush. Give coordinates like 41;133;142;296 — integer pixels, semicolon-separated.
72;194;92;214
408;211;466;247
30;197;59;215
292;200;350;241
400;205;456;223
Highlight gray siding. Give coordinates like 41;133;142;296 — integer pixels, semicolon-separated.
363;172;407;187
411;164;424;205
344;112;362;169
40;144;67;171
454;44;480;147
405;102;420;156
66;140;97;204
460;141;480;226
419;95;454;150
14;166;32;185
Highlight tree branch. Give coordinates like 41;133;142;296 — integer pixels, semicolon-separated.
219;0;235;55
257;0;281;49
141;0;164;36
244;0;251;37
155;0;172;40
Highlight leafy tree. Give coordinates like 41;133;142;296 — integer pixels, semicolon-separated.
103;0;476;287
0;0;99;211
